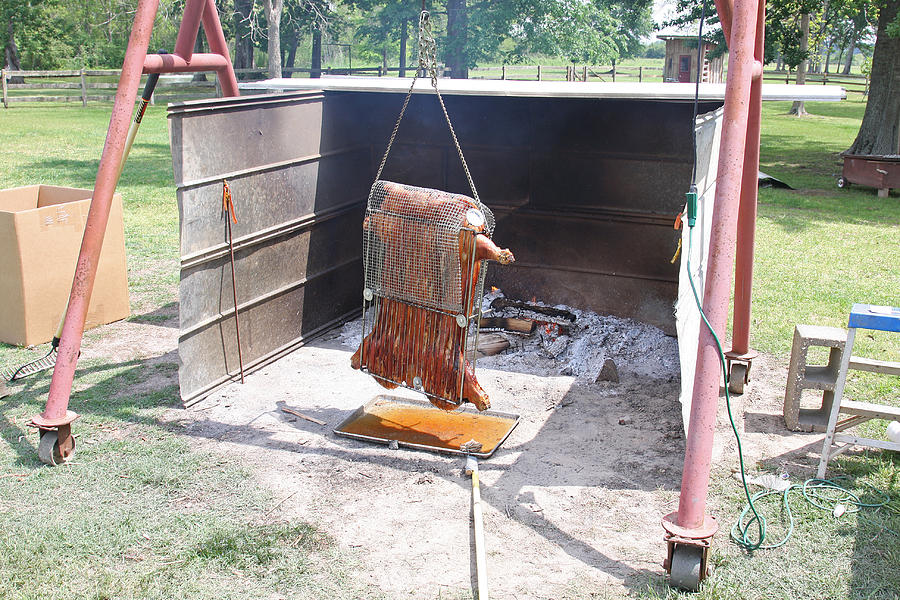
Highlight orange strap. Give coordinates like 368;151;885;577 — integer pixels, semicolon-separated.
222;180;237;223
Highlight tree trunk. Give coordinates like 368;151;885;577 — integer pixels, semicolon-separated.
826;40;835;74
790;13;810;116
285;32;299;70
5;18;23;83
446;0;468;79
399;19;408;77
311;27;322;78
192;30;208;82
842;35;856;75
233;0;255;72
776;51;783;72
263;0;283;79
846;0;900;156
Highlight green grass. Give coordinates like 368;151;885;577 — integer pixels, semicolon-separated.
0;104;180;314
751;101;900;439
0;373;376;599
0;105;379;599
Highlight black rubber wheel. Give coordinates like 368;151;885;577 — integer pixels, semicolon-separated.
37;430;76;466
728;362;748;395
669;545;704;591
837;177;848;188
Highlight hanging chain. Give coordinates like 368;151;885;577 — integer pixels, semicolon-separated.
373;10;481;206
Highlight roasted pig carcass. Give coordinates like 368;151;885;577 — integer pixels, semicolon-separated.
350;181;514;411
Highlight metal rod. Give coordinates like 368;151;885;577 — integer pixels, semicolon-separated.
676;0;760;531
730;0;765;357
223;181;245;383
199;0;239;97
713;0;734;47
142;52;228;73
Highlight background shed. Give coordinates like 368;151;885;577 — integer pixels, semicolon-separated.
659;35;725;84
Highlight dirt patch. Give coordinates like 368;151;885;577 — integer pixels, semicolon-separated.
157;321;820;600
62;300;826;599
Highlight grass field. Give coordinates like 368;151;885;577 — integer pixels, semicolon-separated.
0;92;898;599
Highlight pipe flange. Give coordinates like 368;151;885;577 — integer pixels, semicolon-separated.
29;410;80;430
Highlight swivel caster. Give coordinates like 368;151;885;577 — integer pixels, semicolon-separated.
37;428;76;466
669;545;706;591
728;362;748;395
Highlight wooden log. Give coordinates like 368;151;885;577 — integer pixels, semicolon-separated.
479;317;536;335
476;333;510;358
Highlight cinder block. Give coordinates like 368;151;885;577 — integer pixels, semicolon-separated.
784;325;846;432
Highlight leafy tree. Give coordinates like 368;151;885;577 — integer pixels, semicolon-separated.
846;0;900;155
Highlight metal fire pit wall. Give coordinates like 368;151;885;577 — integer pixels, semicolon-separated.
167;86;726;403
168;92;370;403
337;90;723;334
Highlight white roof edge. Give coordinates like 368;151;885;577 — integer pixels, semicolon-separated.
238;76;846;102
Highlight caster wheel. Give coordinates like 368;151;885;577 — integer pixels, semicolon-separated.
728;362;748;395
669;545;704;591
37;430;76;466
837;177;848;188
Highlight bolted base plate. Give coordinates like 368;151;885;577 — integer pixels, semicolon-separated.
29;410;80;430
662;511;719;540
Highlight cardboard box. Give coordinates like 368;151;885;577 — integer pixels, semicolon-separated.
0;185;130;346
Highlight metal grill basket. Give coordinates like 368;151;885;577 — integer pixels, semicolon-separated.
360;181;493;408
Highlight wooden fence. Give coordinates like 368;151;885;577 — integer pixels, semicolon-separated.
469;64;664;82
761;70;868;95
1;65;869;108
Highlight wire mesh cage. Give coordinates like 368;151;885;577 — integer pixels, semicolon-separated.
359;180;494;409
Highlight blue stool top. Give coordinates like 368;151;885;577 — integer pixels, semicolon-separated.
849;303;900;333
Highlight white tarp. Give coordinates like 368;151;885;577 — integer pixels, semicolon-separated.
676;107;724;433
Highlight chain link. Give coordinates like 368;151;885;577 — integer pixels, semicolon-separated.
372;10;483;211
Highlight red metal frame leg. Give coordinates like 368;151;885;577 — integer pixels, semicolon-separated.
30;0;239;459
31;0;159;435
663;0;764;584
201;0;240;96
725;0;766;380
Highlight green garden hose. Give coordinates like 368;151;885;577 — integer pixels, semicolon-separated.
685;221;896;551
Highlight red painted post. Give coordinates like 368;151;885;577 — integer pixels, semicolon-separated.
713;0;734;44
662;0;760;560
31;0;239;461
35;0;160;432
143;53;229;74
729;0;765;360
677;0;758;530
200;0;239;97
174;0;204;60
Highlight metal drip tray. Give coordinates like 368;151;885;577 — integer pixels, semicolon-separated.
334;395;519;458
